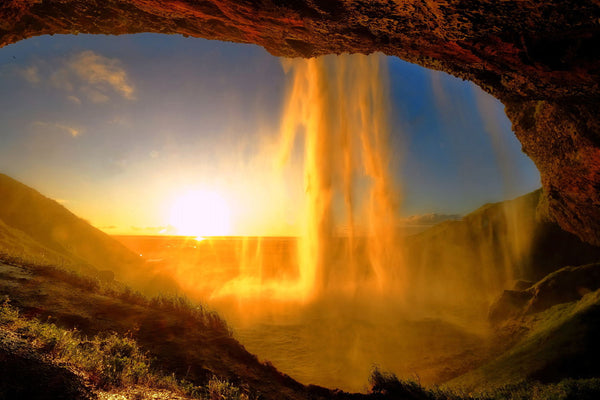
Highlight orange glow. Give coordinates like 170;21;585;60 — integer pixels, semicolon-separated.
169;190;231;237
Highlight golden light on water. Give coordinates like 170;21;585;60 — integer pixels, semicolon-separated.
169;189;231;238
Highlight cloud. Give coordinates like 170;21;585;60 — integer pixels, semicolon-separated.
107;115;131;126
21;50;135;104
18;65;40;84
33;121;83;138
68;50;135;101
80;86;110;103
67;95;81;105
50;68;74;91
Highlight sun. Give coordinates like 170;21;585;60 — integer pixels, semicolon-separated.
169;190;231;238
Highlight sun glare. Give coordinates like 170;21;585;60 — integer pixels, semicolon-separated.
169;190;231;238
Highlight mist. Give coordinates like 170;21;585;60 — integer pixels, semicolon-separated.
109;54;549;392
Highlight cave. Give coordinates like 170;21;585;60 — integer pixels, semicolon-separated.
2;1;599;244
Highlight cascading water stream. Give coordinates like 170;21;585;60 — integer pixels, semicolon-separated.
212;53;404;301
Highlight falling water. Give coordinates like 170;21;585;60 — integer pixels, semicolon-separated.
210;54;403;302
206;54;402;302
278;54;403;299
120;54;544;391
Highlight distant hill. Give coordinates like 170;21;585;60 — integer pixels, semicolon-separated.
0;175;354;399
404;190;600;314
3;172;599;306
2;174;600;397
0;218;67;267
0;173;145;280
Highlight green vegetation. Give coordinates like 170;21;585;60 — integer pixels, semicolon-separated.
368;368;600;400
207;377;250;400
0;254;231;337
447;289;600;391
0;298;148;388
0;255;307;399
0;218;77;271
3;249;600;399
0;298;245;399
476;379;600;400
0;173;142;276
2;172;600;399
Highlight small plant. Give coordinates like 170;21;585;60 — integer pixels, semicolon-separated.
149;294;232;336
368;367;445;400
208;376;248;400
88;333;150;388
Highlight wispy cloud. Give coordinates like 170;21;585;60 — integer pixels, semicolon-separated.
67;95;81;105
80;86;110;104
68;50;135;101
32;121;83;138
18;65;40;84
107;115;130;126
19;50;135;104
50;68;74;91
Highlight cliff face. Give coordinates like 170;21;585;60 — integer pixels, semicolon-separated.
1;0;599;243
507;101;600;246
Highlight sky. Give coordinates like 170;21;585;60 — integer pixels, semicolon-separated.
0;33;540;236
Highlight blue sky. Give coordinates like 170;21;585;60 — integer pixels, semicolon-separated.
0;33;540;235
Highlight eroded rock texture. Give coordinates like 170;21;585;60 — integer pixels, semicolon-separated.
1;0;599;243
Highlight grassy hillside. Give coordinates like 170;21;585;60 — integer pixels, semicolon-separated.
3;255;600;400
447;288;600;392
0;173;186;294
0;257;329;400
0;218;71;268
404;190;600;313
0;173;140;277
2;174;600;398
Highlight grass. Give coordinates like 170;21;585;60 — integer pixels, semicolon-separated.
0;296;246;399
0;253;232;337
475;379;600;400
3;251;600;400
367;368;600;400
2;297;177;392
445;289;600;392
0;254;303;399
